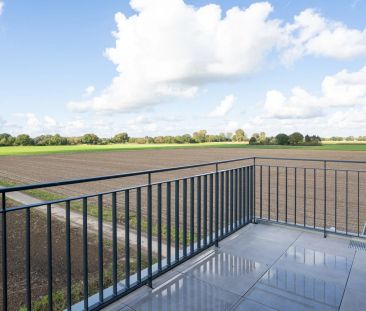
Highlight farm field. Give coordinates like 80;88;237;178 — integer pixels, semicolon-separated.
1;142;366;156
1;147;366;310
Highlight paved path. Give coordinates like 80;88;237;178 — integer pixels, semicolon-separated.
3;188;170;257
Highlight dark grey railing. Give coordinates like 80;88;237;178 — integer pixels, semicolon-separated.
0;157;254;311
1;155;365;311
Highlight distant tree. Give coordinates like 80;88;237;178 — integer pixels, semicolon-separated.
81;133;100;145
289;132;304;145
345;136;355;141
50;134;67;145
113;132;129;144
181;134;193;143
0;133;15;146
15;134;34;146
276;133;289;145
249;136;257;145
193;130;207;143
232;129;248;142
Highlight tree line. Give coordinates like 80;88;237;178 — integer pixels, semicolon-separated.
0;129;326;146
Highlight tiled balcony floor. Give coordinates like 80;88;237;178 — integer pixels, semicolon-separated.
104;223;366;311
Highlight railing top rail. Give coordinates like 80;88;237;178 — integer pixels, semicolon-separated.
254;156;366;164
0;156;253;193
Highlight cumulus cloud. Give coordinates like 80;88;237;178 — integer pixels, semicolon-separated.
0;1;4;16
264;66;366;118
282;9;366;64
68;0;284;113
84;86;95;97
127;115;157;132
209;95;235;117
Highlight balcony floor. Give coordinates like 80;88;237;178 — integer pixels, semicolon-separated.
104;223;366;311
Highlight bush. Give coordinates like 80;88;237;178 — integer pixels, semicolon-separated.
249;136;257;144
81;133;100;145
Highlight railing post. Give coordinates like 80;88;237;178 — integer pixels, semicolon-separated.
147;173;153;288
323;160;327;238
1;192;8;311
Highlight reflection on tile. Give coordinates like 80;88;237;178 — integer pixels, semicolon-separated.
259;267;344;308
340;288;366;311
233;297;277;311
186;251;268;295
131;273;240;311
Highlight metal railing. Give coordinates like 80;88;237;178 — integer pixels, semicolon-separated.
0;157;254;311
0;155;365;310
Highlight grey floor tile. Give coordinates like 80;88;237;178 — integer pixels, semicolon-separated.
232;297;277;311
246;282;338;311
275;245;352;285
344;251;366;294
340;288;366;311
186;250;269;295
129;273;241;311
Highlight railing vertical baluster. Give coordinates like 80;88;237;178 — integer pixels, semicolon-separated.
190;177;194;254
295;168;297;225
209;174;213;244
125;190;130;288
1;192;7;311
246;167;249;223
82;198;88;310
98;195;104;302
112;193;118;293
182;180;187;257
250;166;254;221
334;171;337;233
324;161;327;238
225;171;229;234
276;166;279;222
47;203;53;311
235;170;238;228
285;167;288;223
175;180;180;261
253;158;256;223
314;169;316;229
197;176;201;248
215;171;219;247
220;172;224;237
157;184;162;269
358;171;360;237
230;170;234;232
203;175;208;246
25;206;31;311
260;165;263;219
304;169;306;227
136;188;142;281
239;168;242;226
167;182;171;264
268;166;271;221
66;200;72;310
147;174;153;288
346;170;349;235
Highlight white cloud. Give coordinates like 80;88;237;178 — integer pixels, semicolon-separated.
68;0;284;113
0;2;4;16
209;95;235;117
282;9;366;64
84;86;95;97
264;66;366;119
127;115;157;132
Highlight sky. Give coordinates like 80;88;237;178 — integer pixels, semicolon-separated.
1;0;366;138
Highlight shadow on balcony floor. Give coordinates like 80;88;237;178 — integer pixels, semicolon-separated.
103;223;366;311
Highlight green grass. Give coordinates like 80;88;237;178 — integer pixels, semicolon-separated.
1;142;366;156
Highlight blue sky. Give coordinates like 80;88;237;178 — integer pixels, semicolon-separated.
1;0;366;137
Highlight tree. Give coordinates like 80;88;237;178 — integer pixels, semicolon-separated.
289;132;304;145
232;129;248;142
0;133;15;146
193;130;207;143
15;134;34;146
113;132;129;144
81;133;100;145
276;133;289;145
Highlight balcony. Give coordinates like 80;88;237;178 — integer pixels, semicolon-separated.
103;223;366;311
1;156;365;310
